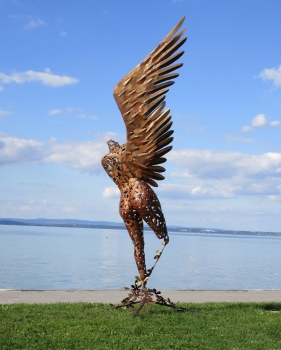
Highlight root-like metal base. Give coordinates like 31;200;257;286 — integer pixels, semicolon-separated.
110;285;189;318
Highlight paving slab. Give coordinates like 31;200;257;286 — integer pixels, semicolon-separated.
1;289;281;304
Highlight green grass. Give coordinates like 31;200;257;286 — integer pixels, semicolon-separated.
0;302;281;349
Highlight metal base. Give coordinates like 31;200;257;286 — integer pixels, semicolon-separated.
110;285;188;318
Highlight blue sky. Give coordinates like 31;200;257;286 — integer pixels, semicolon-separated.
1;0;281;232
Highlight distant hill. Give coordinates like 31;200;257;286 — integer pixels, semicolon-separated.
0;218;280;237
0;218;125;226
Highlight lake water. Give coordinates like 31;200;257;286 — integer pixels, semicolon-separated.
0;225;281;290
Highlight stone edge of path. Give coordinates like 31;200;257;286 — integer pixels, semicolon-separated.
1;289;281;304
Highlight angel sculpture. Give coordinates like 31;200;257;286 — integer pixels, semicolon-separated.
102;17;186;286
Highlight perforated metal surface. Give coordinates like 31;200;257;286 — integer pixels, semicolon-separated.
102;17;186;282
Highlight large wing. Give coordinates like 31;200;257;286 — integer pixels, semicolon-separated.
113;17;186;187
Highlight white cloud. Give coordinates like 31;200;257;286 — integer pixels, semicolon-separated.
0;135;45;165
60;31;67;37
0;109;12;117
169;149;281;180
269;120;280;127
46;138;109;173
252;114;266;127
0;68;79;87
242;114;280;132
24;19;46;30
259;64;281;87
103;186;120;198
0;86;3;91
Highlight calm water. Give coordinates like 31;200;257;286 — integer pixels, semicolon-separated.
0;225;281;290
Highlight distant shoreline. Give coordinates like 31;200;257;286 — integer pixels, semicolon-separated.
1;219;280;237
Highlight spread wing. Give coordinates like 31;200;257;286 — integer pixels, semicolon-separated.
113;17;186;187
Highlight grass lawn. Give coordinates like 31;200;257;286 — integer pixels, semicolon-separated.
0;302;281;349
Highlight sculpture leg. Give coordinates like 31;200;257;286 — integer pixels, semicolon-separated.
130;179;169;244
119;190;147;280
112;180;189;317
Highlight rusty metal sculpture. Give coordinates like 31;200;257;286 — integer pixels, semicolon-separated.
102;17;187;316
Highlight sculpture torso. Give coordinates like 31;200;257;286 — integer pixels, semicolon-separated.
101;142;134;188
101;141;169;280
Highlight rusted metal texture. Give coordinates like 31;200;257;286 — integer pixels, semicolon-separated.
111;287;190;318
102;17;186;284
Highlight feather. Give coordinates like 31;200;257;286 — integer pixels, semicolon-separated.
113;17;186;186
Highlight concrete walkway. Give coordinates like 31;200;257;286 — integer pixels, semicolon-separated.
1;289;281;304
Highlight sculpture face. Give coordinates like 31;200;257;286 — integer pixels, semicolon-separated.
101;17;186;282
107;139;120;153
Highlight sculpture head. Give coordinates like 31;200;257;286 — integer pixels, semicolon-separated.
107;139;120;153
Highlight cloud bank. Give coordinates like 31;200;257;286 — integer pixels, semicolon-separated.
0;133;116;171
46;138;108;173
0;136;45;165
169;149;281;179
1;134;280;201
165;148;281;201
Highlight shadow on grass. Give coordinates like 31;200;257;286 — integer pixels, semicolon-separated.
260;303;281;312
